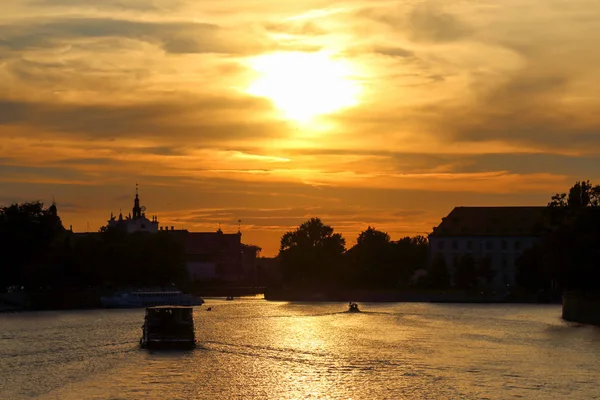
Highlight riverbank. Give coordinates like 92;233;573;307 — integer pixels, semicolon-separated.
2;287;563;312
0;287;265;312
562;292;600;325
264;288;560;304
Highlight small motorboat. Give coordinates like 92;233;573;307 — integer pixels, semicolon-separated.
226;296;234;301
348;302;360;313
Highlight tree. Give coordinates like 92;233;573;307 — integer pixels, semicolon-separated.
391;236;429;286
544;208;600;291
548;180;600;209
356;226;391;247
516;244;555;293
279;218;346;288
0;199;189;293
0;201;65;289
427;254;451;289
534;180;600;293
347;227;393;288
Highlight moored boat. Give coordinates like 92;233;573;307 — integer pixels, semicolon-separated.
140;306;196;349
101;290;204;308
348;302;360;312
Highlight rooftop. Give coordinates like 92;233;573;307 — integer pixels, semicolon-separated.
430;206;548;237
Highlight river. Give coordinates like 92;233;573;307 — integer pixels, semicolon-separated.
1;300;599;399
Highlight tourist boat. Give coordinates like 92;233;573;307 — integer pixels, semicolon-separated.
348;302;360;312
140;306;196;349
101;290;204;308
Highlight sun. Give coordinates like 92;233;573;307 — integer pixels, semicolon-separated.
246;52;361;123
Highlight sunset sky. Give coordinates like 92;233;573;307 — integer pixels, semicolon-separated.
1;0;599;255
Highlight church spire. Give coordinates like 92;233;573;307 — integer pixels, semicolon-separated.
132;183;141;219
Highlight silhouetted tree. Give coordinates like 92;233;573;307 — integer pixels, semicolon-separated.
516;244;555;293
0;201;65;289
0;200;187;293
345;229;430;289
426;254;451;289
347;227;393;288
527;180;600;293
279;218;346;288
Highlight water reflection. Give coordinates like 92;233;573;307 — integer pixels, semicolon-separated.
1;301;600;399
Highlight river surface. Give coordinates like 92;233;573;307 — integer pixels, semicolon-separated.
1;300;600;399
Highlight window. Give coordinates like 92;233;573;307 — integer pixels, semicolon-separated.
486;241;493;250
467;241;473;250
515;241;521;250
452;240;458;250
501;257;508;269
438;241;445;250
501;240;507;250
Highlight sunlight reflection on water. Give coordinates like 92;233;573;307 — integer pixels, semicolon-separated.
1;300;600;399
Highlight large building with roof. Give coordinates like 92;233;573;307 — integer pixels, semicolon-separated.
428;206;548;289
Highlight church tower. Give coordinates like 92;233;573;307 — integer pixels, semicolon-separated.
132;183;142;219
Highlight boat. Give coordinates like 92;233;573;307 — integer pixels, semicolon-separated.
226;296;234;301
140;306;196;349
101;290;204;308
348;302;360;312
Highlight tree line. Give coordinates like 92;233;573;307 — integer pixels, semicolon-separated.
517;180;600;293
274;218;491;292
3;180;599;296
276;219;431;290
0;201;187;292
275;180;600;295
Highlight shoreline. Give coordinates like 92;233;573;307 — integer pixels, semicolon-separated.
1;288;565;313
264;288;560;304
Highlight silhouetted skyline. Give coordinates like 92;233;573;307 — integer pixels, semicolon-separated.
1;0;600;255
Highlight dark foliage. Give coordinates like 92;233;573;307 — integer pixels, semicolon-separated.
0;201;187;292
518;180;600;293
279;218;346;288
426;254;451;289
279;222;429;290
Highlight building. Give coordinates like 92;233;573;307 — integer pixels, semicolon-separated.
107;185;159;233
428;206;547;288
170;229;245;283
105;187;259;284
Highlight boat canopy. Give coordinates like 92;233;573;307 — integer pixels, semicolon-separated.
145;306;194;319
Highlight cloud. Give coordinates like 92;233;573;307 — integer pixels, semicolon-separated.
28;0;182;12
0;96;288;143
407;4;473;43
358;2;473;43
438;68;600;151
0;17;272;55
372;46;414;58
264;20;326;36
2;0;600;255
